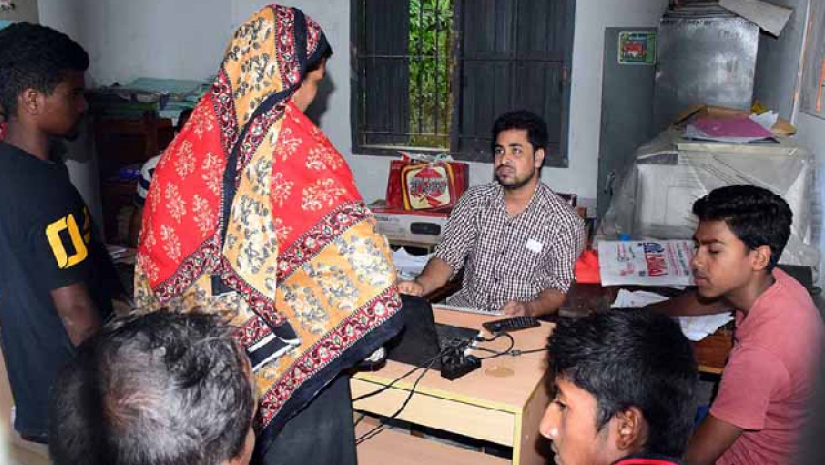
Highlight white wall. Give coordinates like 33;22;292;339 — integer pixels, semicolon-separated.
279;0;670;207
50;0;232;86
38;0;669;212
796;113;825;267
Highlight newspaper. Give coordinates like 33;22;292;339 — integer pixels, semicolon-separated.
598;240;695;287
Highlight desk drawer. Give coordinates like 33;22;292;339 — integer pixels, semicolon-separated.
356;422;508;465
352;378;515;446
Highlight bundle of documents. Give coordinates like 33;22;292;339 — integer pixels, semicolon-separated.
611;289;733;341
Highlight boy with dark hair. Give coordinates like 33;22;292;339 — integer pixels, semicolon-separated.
398;110;584;316
49;311;256;465
0;22;115;443
541;308;699;465
654;185;823;464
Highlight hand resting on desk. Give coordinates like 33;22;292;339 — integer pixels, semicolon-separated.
502;300;530;316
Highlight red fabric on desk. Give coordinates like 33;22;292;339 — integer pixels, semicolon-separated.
575;249;600;284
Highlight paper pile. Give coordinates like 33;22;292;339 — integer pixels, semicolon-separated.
611;289;733;342
392;247;433;279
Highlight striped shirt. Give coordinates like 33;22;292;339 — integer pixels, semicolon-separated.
435;182;585;312
134;155;160;207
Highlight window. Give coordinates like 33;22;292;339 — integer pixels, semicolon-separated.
352;0;575;166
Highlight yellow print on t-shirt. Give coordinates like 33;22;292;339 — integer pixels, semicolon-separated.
45;208;90;269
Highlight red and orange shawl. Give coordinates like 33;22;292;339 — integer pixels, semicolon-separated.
133;4;402;450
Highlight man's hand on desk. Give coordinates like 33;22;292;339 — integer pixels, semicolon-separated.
396;257;453;297
502;300;532;317
397;279;425;297
501;289;567;318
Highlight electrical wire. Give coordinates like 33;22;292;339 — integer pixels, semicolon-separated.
476;332;515;360
353;334;547;442
354;354;439;444
352;362;423;403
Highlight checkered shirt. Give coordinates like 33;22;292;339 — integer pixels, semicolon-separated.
435;182;585;312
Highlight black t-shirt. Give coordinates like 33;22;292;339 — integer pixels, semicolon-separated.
0;142;114;440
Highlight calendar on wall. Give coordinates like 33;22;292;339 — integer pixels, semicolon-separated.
801;0;825;119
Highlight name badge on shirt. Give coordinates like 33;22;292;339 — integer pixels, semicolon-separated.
525;238;544;254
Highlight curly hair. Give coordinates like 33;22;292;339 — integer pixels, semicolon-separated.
0;22;89;118
692;185;792;270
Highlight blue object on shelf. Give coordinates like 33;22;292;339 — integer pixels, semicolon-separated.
695;404;710;425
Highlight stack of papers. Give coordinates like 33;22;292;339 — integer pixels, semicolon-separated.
684;117;774;144
392;247;433;278
611;289;733;341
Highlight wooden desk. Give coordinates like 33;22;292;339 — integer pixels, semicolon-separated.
352;308;553;465
355;421;508;465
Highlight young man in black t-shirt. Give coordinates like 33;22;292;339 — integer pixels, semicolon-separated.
0;23;116;443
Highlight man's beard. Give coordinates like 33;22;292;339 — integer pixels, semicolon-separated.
495;166;537;191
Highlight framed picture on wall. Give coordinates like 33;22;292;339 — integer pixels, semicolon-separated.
617;31;657;65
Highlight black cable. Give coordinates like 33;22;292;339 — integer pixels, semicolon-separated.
476;332;515;360
351;362;422;403
509;346;550;356
353;334;545;443
355;355;438;445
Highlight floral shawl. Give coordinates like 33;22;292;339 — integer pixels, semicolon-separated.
133;4;402;453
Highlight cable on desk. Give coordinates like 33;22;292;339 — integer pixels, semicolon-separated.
354;353;440;445
474;333;550;358
353;344;456;443
508;346;550;356
476;332;515;360
352;363;422;403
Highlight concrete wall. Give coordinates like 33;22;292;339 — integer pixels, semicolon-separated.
37;0;669;214
796;113;825;268
234;0;670;209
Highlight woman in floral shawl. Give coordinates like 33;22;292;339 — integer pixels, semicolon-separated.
133;5;402;463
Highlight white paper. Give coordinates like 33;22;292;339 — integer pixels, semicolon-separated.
598;240;695;287
611;289;670;307
677;313;734;342
611;289;734;341
750;111;779;131
392;247;433;278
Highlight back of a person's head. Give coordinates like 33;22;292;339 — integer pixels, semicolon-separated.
491;110;549;152
0;22;89;119
549;308;699;457
692;184;792;270
49;311;254;465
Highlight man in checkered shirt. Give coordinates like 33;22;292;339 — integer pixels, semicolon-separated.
398;111;585;317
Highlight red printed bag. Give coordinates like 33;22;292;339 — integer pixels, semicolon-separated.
385;152;469;211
